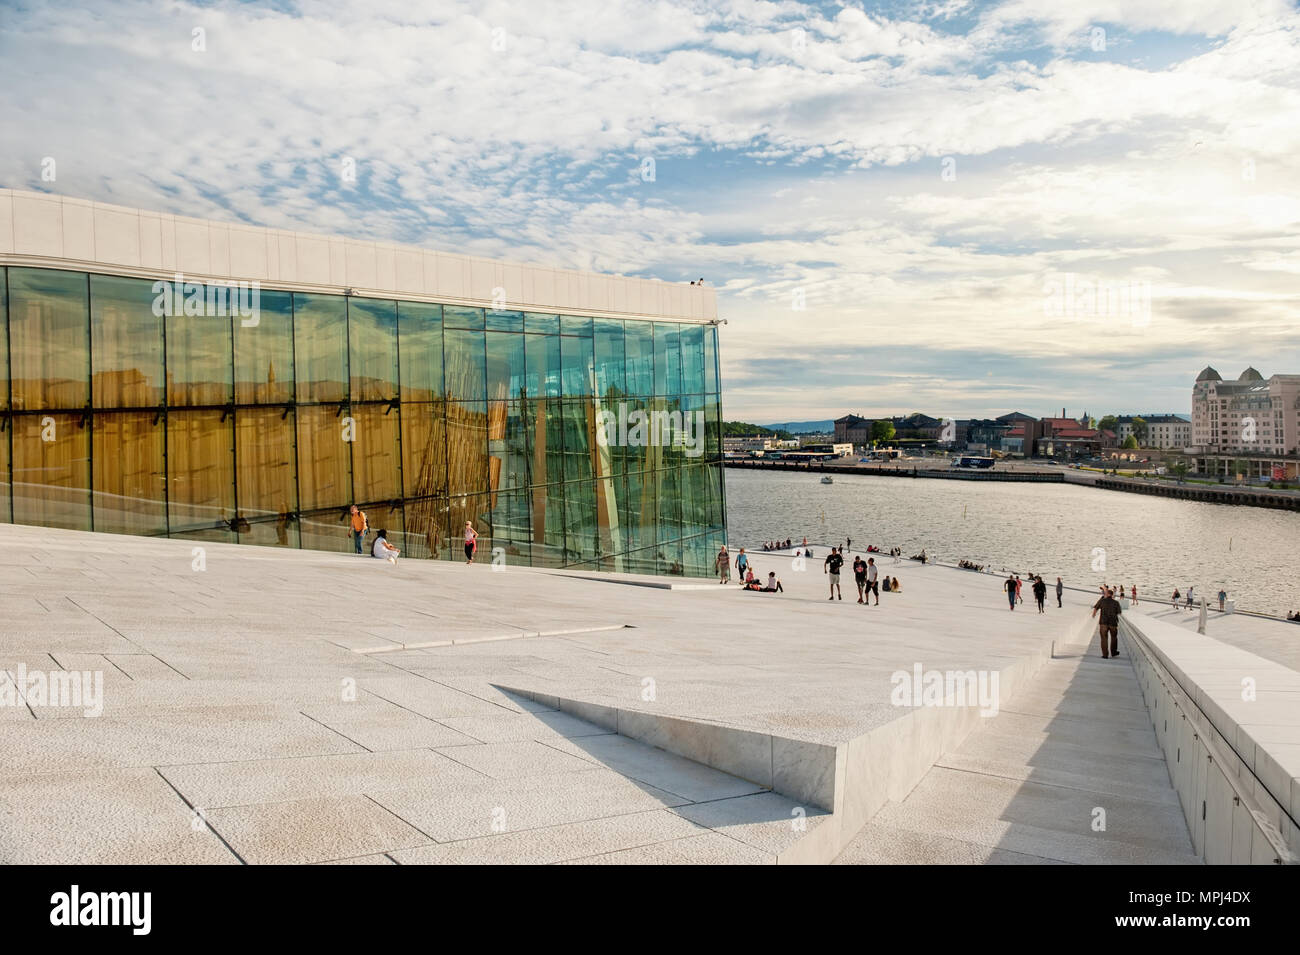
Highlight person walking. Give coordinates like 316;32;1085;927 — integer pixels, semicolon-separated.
1033;575;1047;613
463;521;478;564
715;545;730;584
1055;576;1063;608
1218;588;1227;612
1004;574;1017;610
1091;587;1123;658
1185;586;1194;610
865;557;880;606
1130;583;1138;605
1014;574;1023;605
735;547;749;580
853;555;867;603
1171;588;1181;610
825;547;844;600
348;504;368;555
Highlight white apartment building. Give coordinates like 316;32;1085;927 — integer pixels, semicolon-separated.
1114;414;1191;450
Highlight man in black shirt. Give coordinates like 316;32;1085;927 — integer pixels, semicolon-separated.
1032;576;1047;613
1091;587;1123;658
824;547;844;600
1004;575;1017;610
853;556;867;603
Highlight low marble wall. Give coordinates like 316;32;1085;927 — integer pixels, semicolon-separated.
1121;612;1299;864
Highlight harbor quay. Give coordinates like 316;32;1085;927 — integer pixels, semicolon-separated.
2;522;1295;865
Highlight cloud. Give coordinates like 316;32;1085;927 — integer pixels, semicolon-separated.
1;0;1298;421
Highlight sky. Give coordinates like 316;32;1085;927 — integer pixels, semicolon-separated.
2;0;1298;424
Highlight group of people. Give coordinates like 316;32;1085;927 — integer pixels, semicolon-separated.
958;559;984;571
1167;586;1230;611
1287;611;1300;622
1002;573;1063;613
348;504;480;566
716;546;785;592
760;538;796;551
823;548;902;605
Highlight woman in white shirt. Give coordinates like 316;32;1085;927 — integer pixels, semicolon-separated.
372;529;399;564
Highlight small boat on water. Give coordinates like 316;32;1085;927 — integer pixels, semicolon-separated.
820;475;834;484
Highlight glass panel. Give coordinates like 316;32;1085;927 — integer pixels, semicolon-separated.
680;323;705;396
397;301;443;403
489;487;530;566
594;473;621;565
561;400;594;484
8;268;89;410
624;321;653;397
236;406;298;548
623;469;654;554
444;328;486;402
704;324;719;394
593;319;625;399
298;507;353;554
0;270;7;522
348;298;398;401
525;332;560;398
489;398;530;491
293;293;348;403
402;494;447;560
486;332;526;403
351;403;402;502
446;399;488;497
11;412;90;529
560;315;593;337
529;482;566;567
296;404;351;511
166;283;233;407
444;306;484;330
524;312;559;336
234;290;294;405
167;409;235;541
561;333;594;397
401;401;447;500
90;275;164;409
486;309;523;332
92;411;166;536
564;479;597;564
654;323;681;397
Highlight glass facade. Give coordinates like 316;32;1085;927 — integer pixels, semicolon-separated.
0;267;726;576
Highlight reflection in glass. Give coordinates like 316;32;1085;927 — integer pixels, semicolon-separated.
398;302;443;402
236;406;298;547
167;409;235;541
93;411;166;536
294;293;348;403
296;404;351;510
167;284;233;406
11;412;90;529
8;268;89;410
235;290;294;405
348;298;398;401
91;275;165;409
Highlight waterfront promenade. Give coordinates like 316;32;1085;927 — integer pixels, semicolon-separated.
1;525;1293;864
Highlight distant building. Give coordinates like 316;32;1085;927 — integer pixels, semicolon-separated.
724;435;776;453
834;414;873;446
1190;366;1300;480
1114;414;1191;449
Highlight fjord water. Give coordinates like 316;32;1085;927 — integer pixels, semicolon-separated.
724;467;1300;617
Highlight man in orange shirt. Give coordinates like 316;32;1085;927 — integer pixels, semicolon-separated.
349;504;368;554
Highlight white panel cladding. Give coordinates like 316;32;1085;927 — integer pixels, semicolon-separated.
13;193;62;257
0;191;13;255
0;189;716;322
62;199;97;262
